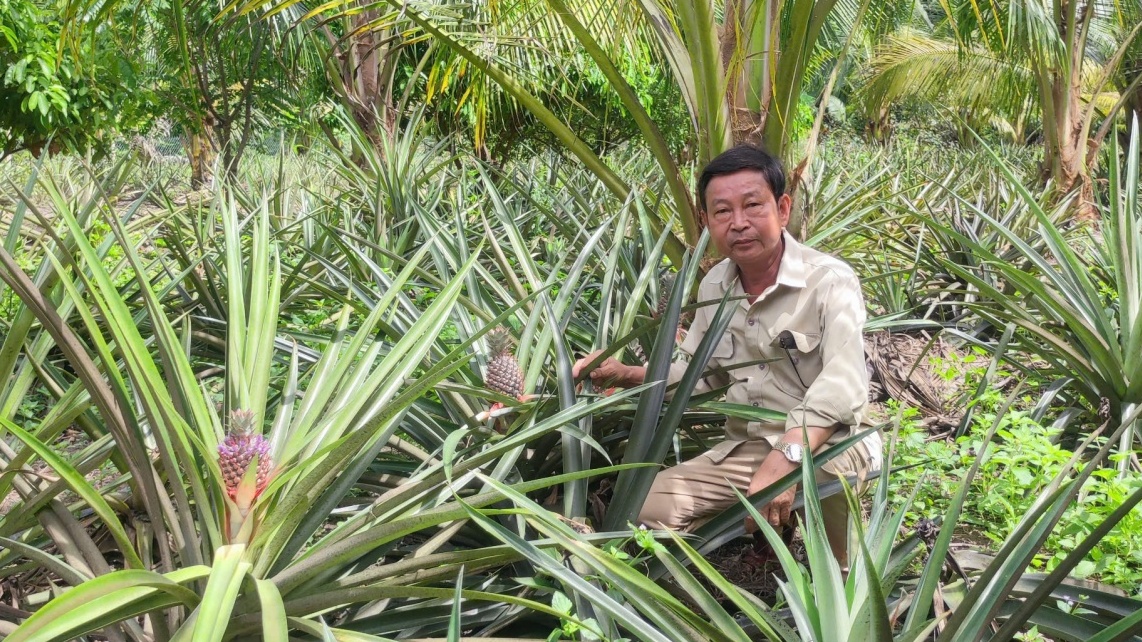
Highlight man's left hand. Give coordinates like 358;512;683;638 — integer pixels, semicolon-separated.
744;451;799;533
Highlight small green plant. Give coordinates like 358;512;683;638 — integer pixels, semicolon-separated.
890;403;1142;592
548;590;606;641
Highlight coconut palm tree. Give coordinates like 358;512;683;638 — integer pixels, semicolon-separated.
1111;0;1142;140
863;0;1141;220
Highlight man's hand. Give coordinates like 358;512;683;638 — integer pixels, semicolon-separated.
744;450;799;533
743;427;836;533
571;350;645;389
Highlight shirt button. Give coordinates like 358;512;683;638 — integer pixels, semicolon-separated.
752;402;760;407
747;318;756;326
758;363;766;370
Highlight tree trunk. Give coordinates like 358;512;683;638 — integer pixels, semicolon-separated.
186;118;215;189
1050;0;1098;221
345;12;396;158
1128;88;1142;142
865;105;891;144
1057;56;1097;221
1045;87;1096;221
1038;0;1098;224
721;0;776;146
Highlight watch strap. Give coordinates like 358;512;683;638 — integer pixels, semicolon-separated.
775;440;801;463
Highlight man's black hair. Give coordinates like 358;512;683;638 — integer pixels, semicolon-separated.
696;144;786;211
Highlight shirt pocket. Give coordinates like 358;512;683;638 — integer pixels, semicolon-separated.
768;328;823;399
710;333;735;370
726;378;752;405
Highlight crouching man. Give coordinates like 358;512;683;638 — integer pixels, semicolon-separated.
572;144;881;566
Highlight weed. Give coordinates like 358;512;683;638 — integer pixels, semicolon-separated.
890;404;1142;593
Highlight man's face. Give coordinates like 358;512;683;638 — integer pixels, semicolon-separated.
700;169;791;268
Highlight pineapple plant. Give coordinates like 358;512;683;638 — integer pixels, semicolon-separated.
630;271;692;365
484;326;524;401
218;409;272;500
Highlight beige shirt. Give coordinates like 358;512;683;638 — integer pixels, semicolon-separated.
667;231;869;462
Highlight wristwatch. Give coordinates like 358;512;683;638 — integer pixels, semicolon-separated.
775;441;804;464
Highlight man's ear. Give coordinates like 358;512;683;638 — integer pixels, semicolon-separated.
777;193;792;227
698;209;708;230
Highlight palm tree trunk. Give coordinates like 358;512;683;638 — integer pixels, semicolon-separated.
1128;88;1142;141
1066;0;1097;220
1040;2;1098;223
1045;80;1096;221
865;105;891;144
722;0;775;144
347;13;396;156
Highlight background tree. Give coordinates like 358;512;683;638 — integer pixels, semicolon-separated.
247;0;876;254
862;0;1141;219
0;0;150;159
308;3;414;156
143;0;326;184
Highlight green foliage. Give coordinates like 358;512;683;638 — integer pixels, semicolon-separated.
7;69;1142;639
891;403;1142;592
426;42;692;161
0;0;147;157
790;92;816;143
142;0;328;177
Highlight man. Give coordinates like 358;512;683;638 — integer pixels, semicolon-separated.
571;144;879;565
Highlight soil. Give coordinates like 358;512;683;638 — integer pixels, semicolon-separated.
702;537;790;604
865;331;964;434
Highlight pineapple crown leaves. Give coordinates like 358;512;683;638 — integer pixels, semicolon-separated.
227;408;258;437
485;326;516;356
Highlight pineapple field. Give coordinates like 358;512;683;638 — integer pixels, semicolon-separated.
4;0;1142;639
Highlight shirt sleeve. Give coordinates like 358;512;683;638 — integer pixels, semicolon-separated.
785;272;868;432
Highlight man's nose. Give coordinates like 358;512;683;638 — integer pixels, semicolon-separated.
728;208;751;229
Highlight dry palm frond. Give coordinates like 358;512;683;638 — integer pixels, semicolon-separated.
865;332;961;432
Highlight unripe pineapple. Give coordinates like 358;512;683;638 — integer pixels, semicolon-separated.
656;271;694;330
655;272;676;318
218;409;272;499
485;327;524;400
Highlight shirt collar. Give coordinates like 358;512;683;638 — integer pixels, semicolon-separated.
720;230;808;291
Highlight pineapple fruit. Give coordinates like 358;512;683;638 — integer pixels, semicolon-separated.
218;409;272;500
656;272;676;318
485;327;524;400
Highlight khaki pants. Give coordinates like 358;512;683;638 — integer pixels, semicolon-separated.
637;434;880;565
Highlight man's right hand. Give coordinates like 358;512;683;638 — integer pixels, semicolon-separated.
571;350;645;389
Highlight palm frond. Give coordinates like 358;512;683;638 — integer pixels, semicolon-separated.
861;29;1036;118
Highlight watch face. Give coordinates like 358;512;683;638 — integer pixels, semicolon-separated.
788;443;803;462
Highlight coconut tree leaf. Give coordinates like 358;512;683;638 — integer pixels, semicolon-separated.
541;0;696;243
